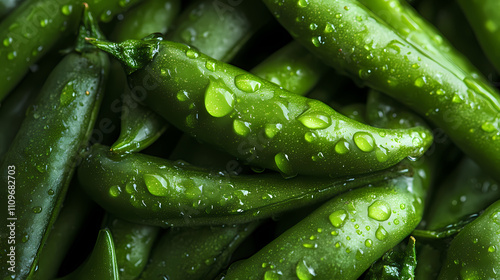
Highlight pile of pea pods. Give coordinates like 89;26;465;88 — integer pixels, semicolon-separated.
1;0;500;279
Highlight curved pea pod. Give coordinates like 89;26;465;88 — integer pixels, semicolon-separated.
222;161;428;279
437;199;500;279
102;215;160;280
262;0;500;182
56;229;119;280
111;0;269;154
457;0;500;74
90;38;433;178
77;144;410;227
0;0;144;102
139;222;260;280
250;41;328;96
0;8;108;280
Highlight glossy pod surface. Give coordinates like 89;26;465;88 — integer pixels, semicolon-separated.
263;0;500;182
78;144;410;227
92;39;432;178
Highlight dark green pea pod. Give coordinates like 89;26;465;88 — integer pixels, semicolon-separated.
140;222;260;280
0;7;108;280
0;0;144;102
55;229;119;280
111;0;269;154
102;215;161;280
262;0;500;182
358;0;481;78
32;182;95;280
222;161;428;279
90;38;433;177
437;199;500;279
339;103;367;124
78;144;410;227
250;41;328;96
457;0;500;74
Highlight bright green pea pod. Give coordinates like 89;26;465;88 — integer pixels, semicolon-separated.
90;38;432;177
32;183;95;280
0;0;144;102
438;199;500;279
457;0;500;74
55;229;119;280
222;161;428;279
102;215;160;280
140;222;260;280
111;0;269;154
0;8;108;280
262;0;500;182
77;144;410;227
250;41;328;95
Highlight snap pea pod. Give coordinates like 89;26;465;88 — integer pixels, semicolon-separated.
0;8;108;280
359;0;481;78
437;199;500;279
111;0;269;154
221;161;428;279
262;0;500;182
32;182;95;280
77;143;409;227
102;215;160;280
139;222;260;280
108;0;180;153
55;229;119;280
0;0;144;102
456;0;500;74
90;38;432;177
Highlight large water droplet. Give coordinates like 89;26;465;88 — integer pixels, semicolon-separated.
144;174;169;197
264;270;281;280
60;82;76;107
205;78;235;117
265;124;282;138
185;49;199;59
481;122;496;133
324;22;335;33
375;147;388;162
275;153;296;177
296;259;316;280
235;74;262;93
304;132;316;143
109;185;121;197
375;225;388;241
353;132;375;152
365;239;373;247
205;60;216;71
32;206;42;213
368;200;391;221
329;209;348;228
414;76;426;87
177;90;189;101
61;5;72;15
297;110;331;129
233;120;250;136
334;139;350;154
297;0;309;8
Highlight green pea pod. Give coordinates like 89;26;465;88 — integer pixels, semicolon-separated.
111;0;269;154
0;7;108;280
0;0;144;102
78;144;410;227
90;38;432;177
109;0;180;153
32;182;95;280
359;0;481;77
102;215;161;280
262;0;500;182
437;199;500;279
250;41;328;95
140;222;260;280
55;229;119;280
222;161;428;279
339;103;367;124
457;0;500;74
